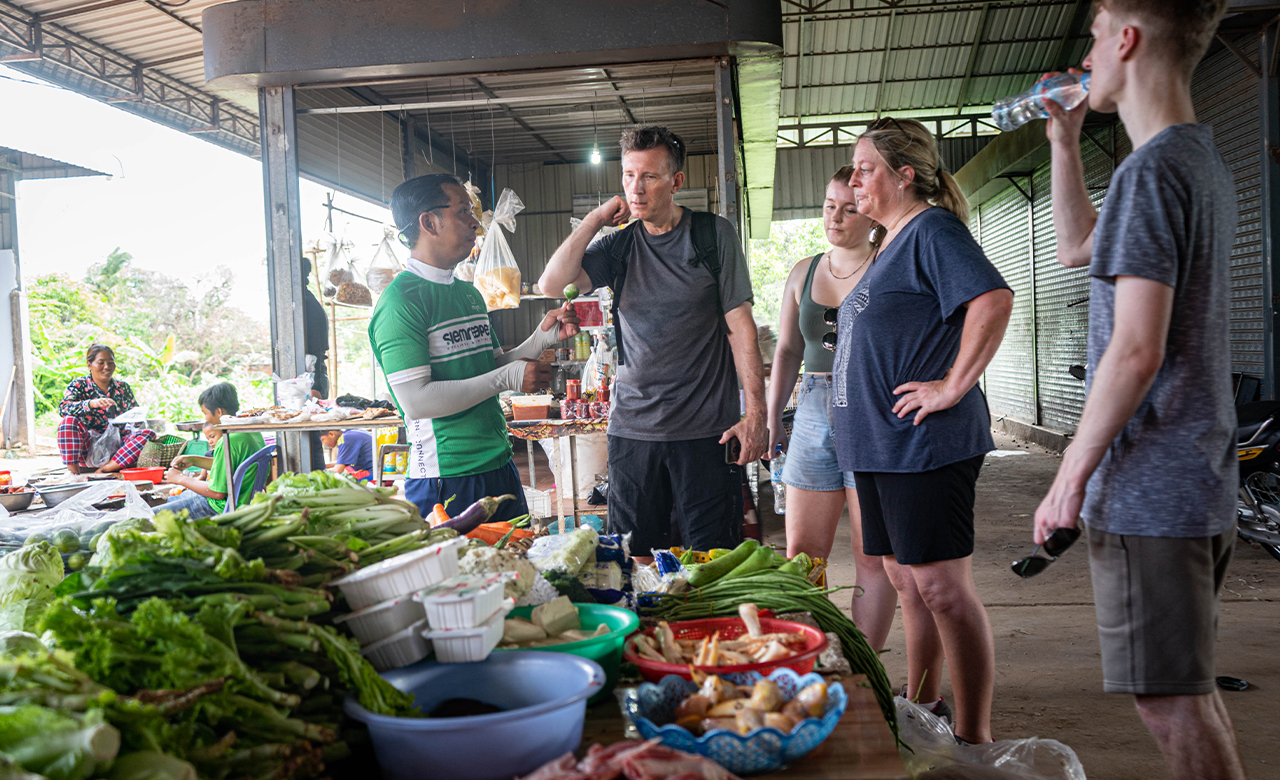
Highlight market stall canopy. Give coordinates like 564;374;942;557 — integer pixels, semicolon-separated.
0;147;109;181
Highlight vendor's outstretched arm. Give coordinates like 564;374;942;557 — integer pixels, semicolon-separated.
390;362;529;420
495;305;576;365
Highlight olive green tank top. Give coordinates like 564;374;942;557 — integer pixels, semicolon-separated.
798;254;835;374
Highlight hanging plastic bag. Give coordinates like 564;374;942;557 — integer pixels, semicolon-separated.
473;188;525;310
323;235;354;291
464;181;487;238
273;356;316;410
84;426;122;469
366;228;405;294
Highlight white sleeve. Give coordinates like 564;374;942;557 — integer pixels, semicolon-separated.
495;320;567;365
388;362;526;420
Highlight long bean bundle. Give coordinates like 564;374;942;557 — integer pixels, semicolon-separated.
641;569;899;744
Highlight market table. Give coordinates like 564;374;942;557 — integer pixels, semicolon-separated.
507;418;608;533
213;417;403;510
580;674;908;779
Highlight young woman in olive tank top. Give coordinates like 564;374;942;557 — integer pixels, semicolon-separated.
765;166;897;652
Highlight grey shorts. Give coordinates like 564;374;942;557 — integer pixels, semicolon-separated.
1088;525;1235;695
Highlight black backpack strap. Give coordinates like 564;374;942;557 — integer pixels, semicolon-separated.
689;211;727;330
603;222;639;366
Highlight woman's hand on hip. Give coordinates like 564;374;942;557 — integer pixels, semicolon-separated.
892;379;960;425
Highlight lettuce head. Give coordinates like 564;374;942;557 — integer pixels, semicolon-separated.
0;542;65;634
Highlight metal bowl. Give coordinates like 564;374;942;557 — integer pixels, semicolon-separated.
36;482;95;508
0;492;35;512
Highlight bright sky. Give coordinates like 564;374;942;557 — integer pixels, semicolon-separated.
0;66;399;321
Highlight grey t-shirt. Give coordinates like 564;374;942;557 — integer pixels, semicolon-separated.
1085;123;1237;538
582;207;754;441
832;208;1009;472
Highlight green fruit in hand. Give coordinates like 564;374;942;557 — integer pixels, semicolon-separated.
563;283;579;302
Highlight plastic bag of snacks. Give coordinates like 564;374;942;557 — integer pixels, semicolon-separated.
323;235;355;291
365;227;404;294
473;188;524;310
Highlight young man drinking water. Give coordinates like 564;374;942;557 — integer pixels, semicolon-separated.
1036;2;1244;778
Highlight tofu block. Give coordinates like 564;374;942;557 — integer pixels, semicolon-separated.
531;595;579;637
502;617;547;645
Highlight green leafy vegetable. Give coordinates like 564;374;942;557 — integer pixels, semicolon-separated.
0;543;65;633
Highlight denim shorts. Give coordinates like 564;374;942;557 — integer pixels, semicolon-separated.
781;374;856;492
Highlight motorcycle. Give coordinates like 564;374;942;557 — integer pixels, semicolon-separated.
1069;365;1280;561
1235;400;1280;561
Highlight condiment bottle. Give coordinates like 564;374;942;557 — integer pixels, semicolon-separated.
566;380;581;401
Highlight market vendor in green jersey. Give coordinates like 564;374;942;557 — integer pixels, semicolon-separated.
369;173;579;523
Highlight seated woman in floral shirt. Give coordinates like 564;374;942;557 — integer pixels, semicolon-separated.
57;344;155;474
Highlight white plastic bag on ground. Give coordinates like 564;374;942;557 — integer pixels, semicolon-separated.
473;188;524;310
896;697;1086;780
84;426;122;469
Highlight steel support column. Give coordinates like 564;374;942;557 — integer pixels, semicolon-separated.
259;86;312;473
715;57;738;225
1261;26;1280;399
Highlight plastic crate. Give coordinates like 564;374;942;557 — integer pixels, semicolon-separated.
524;486;552;518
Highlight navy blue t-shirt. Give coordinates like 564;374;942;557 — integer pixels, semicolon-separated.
832;208;1009;473
335;428;374;474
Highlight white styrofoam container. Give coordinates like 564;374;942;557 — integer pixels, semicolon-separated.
362;618;432;672
332;594;426;646
422;602;514;663
331;538;462;610
414;573;509;630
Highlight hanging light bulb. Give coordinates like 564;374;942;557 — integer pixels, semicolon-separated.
590;98;601;165
591;146;602;165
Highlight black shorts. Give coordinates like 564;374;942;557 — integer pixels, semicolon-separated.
607;435;743;554
854;454;984;565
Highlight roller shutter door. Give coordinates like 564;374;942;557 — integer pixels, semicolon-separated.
1193;36;1264;378
978;185;1035;423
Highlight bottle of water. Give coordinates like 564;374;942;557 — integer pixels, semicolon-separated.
770;446;787;515
992;72;1091;132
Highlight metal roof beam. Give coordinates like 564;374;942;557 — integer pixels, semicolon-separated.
295;85;713;115
0;0;257;154
1053;0;1094;71
781;0;1074;21
781;69;1053;94
954;4;991;114
780;36;1071;58
874;8;896;117
467;77;570;164
598;68;639;125
38;0;138;23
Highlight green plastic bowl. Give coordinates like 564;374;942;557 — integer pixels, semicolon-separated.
496;603;639;703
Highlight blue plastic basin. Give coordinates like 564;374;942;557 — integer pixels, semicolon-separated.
343;651;605;780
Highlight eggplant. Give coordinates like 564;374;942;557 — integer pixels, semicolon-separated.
434;494;515;535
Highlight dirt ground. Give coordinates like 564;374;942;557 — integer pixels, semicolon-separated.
754;431;1279;780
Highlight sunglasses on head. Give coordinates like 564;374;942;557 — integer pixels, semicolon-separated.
1011;526;1081;578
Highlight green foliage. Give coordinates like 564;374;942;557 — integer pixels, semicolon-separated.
28;250;272;425
747;218;828;330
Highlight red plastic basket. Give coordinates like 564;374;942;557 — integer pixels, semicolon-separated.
623;614;828;683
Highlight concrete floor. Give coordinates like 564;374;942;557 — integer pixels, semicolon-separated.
759;432;1280;780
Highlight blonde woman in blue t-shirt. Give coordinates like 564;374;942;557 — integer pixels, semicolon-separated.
765;166;897;654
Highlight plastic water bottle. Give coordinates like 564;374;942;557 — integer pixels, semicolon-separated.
770;446;787;515
992;72;1091;131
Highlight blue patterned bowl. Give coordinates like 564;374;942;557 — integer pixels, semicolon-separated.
621;668;847;775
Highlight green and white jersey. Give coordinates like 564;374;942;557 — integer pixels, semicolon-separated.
368;260;511;478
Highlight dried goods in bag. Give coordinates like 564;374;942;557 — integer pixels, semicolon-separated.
366;227;405;294
336;280;372;306
473;187;525;310
323;235;356;289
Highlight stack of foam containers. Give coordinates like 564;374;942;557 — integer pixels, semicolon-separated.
416;572;516;663
330;538;463;672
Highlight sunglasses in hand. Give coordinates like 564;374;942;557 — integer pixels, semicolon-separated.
1011;526;1081;578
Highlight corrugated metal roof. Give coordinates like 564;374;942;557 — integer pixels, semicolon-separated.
1;146;109;179
780;0;1093;140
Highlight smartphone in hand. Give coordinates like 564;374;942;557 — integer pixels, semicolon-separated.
724;436;742;465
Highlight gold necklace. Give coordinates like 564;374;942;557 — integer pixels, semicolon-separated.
827;244;875;280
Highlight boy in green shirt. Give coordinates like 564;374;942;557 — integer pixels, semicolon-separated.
164;382;266;517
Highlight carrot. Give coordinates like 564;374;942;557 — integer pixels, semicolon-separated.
431;503;451;527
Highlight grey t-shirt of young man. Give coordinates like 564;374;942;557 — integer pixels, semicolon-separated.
1085;123;1238;538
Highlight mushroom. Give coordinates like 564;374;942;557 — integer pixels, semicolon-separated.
738;603;763;639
